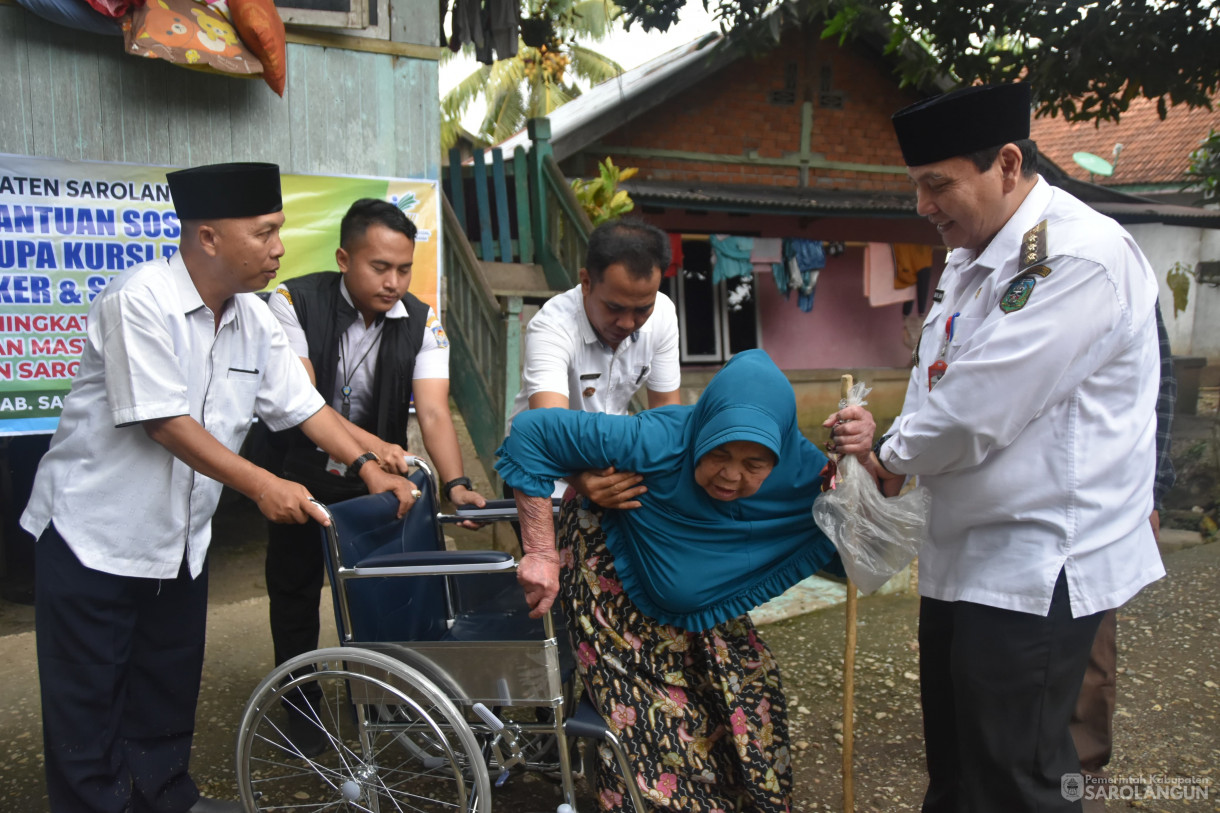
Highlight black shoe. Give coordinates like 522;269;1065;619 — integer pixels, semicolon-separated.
286;709;329;758
189;797;243;813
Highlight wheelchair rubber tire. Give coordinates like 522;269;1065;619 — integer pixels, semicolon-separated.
235;645;492;813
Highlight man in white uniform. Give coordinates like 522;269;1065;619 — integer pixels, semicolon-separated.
507;218;681;506
21;164;415;813
828;84;1164;812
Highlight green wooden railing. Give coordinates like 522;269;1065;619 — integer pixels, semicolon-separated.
441;117;592;481
441;194;513;481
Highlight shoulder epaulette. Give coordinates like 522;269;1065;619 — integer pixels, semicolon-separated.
1019;219;1051;277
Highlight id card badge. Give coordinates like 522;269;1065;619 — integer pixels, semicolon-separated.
928;359;947;390
325;455;348;477
928;311;959;391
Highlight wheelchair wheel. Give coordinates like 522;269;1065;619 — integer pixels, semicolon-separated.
236;646;491;813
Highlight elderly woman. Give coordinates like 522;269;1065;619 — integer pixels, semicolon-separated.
496;350;875;812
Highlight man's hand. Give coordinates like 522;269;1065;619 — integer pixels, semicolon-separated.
518;552;560;618
373;441;412;474
359;465;417;518
255;477;332;526
448;484;488;530
822;405;877;464
1150;509;1161;543
572;467;646;510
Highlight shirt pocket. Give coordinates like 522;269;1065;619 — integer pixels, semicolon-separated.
206;365;261;448
949;316;984;349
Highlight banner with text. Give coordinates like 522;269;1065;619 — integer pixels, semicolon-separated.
0;154;439;435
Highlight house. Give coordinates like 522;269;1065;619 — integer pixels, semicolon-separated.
1031;95;1219;206
1031;97;1220;362
497;21;1220;415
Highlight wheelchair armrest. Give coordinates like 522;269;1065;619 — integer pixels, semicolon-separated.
346;549;517;577
438;497;563;525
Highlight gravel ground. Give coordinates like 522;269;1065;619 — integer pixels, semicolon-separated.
0;535;1214;811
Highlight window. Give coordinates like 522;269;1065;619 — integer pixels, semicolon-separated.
661;239;760;364
274;0;371;29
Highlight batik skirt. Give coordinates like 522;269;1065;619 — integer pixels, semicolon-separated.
557;499;792;813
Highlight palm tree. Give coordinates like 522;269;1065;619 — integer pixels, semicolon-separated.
442;0;625;150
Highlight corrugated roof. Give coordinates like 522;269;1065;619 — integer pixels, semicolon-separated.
1030;96;1219;187
623;180;918;216
624;178;1220;228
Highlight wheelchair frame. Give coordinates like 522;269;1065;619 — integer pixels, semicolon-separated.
235;458;647;813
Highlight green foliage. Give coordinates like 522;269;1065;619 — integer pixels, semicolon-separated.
441;0;624;150
611;0;1219;125
1184;128;1220;202
1166;262;1192;317
571;158;638;224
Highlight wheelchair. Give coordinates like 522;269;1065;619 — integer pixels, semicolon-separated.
235;459;648;812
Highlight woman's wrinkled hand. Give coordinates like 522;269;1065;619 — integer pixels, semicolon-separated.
517;552;560;618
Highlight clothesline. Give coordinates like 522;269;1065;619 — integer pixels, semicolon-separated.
677;235;941;251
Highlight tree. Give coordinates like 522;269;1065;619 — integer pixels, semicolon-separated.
611;0;1219;124
1185;128;1220;202
442;0;624;149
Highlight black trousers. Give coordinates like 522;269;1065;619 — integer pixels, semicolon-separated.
265;475;366;669
919;570;1104;813
35;524;208;813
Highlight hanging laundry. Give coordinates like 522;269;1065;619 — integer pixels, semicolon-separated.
448;0;518;63
709;235;755;284
903;266;933;317
750;238;783;273
783;238;826;313
892;243;934;289
798;270;820;312
771;260;790;298
487;0;519;61
750;237;785;296
665;233;684;278
864;242;916;308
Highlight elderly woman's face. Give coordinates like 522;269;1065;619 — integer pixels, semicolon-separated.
695;440;777;502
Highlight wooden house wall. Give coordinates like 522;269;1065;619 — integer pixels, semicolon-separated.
0;6;440;180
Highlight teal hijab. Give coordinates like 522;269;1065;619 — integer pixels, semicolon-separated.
496;349;835;631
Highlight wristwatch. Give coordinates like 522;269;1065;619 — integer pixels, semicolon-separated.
443;476;473;501
872;434;893;474
346;451;379;480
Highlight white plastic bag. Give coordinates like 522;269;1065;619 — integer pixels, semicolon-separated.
812;382;931;595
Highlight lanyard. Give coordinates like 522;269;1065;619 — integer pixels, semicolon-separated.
339;324;381;419
928;311;959;391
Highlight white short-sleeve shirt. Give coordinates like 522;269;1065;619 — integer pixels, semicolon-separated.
507;285;680;429
879;178;1165;618
21;252;325;580
268;277;449;425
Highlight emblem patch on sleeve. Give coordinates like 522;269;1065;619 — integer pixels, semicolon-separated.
276;287;293;305
426;315;450;348
999;276;1037;313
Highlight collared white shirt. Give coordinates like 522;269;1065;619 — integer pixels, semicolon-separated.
21;252;324;580
880;177;1165;617
268;278;449;425
507;285;680;429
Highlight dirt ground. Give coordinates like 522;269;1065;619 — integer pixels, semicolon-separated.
0;508;1215;812
1;408;1217;811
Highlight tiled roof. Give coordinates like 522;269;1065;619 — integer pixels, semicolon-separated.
1030;96;1219;187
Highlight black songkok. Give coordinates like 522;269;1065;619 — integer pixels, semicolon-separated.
167;162;282;220
892;83;1032;167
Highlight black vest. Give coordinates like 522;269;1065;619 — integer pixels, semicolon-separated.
276;272;429;496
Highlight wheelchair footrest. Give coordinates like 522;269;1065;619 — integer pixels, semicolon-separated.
562;694;609;741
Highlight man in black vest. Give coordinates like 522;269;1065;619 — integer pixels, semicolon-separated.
263;198;486;750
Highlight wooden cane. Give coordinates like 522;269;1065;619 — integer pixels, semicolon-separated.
839;373;857;813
